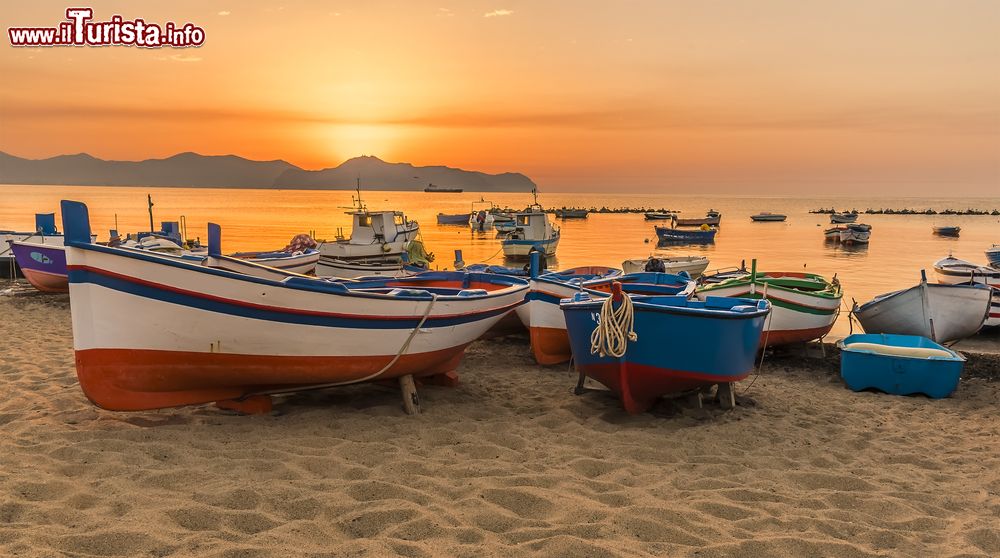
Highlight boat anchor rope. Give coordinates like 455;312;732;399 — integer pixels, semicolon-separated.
589;282;636;358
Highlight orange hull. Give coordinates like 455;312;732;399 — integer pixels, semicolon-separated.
75;346;467;411
22;268;69;293
761;324;835;347
529;326;572;365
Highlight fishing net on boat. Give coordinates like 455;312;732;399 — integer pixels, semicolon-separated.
284;233;318;253
407;239;435;266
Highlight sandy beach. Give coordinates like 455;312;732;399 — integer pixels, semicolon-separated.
1;292;998;557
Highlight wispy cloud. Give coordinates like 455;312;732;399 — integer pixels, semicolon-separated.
217;11;230;16
484;9;513;18
3;100;996;136
437;8;454;17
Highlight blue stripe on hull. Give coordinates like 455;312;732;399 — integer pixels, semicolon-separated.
69;268;516;330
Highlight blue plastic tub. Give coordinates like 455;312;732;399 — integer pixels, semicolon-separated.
839;333;965;398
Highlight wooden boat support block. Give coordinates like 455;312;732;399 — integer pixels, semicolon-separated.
215;395;273;415
399;374;421;415
717;382;736;410
422;370;460;387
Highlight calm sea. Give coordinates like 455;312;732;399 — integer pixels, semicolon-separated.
4;184;999;338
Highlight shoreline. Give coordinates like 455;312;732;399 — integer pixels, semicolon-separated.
1;293;997;557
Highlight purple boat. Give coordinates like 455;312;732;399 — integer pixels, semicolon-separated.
9;241;69;292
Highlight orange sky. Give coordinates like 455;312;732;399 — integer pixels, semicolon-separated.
1;1;998;194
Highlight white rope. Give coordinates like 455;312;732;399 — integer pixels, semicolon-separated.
590;293;637;358
243;293;438;398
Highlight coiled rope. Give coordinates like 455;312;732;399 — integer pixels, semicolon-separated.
590;292;637;358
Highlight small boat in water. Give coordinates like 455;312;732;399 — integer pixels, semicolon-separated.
555;209;589;219
654;225;717;244
852;270;990;343
824;226;848;241
750;212;787;222
987;244;1000;268
673;210;721;227
839;334;965;398
830;212;858;224
58;200;528;412
643;212;674;221
932;226;961;237
840;223;871;244
932;255;1000;287
317;185;420;262
621;256;710;277
695;261;842;346
469;199;514;233
437;213;470;225
561;286;770;414
500;203;560;258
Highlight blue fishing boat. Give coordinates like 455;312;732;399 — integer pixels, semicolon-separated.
839;333;965;398
561;285;770;413
654;225;717;243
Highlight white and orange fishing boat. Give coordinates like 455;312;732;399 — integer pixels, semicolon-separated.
60;200;527;413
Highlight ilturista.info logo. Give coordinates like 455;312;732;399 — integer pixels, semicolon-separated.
8;7;206;48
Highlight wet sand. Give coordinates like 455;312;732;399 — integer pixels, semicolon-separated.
1;292;998;557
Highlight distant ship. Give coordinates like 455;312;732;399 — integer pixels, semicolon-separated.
424;183;463;193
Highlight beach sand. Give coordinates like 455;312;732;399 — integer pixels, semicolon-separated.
1;292;998;557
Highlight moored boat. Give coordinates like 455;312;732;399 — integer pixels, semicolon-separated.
695;262;842;346
852;270;990;344
932;255;1000;287
840;223;871;244
643;212;674;221
621;255;710;277
555;209;589;219
987;244;1000;268
469;200;513;233
824;226;847;241
830;212;858;224
500;204;560;258
59;200;528;412
317;185;419;262
932;226;961;237
838;334;965;398
750;212;787;222
673;210;721;227
437;213;470;225
561;287;770;414
654;225;717;244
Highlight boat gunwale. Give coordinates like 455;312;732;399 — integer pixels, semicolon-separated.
67;241;528;302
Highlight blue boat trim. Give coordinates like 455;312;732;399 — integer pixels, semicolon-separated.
69;266;521;329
